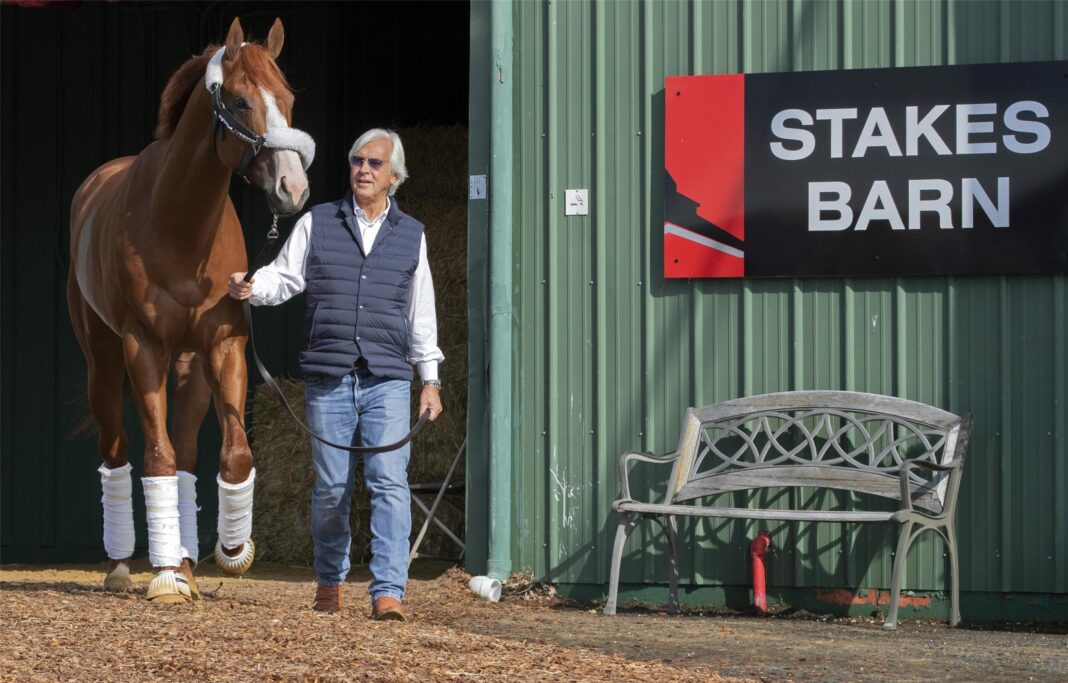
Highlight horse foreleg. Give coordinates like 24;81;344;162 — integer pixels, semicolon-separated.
122;327;190;603
207;336;256;576
67;275;133;591
170;351;212;599
91;353;135;592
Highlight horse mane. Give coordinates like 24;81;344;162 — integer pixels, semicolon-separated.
155;46;217;140
155;43;294;140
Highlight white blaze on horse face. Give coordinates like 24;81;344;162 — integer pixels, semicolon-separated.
260;87;288;129
259;87;309;211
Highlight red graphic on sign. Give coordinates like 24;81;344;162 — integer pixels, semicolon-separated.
664;74;746;278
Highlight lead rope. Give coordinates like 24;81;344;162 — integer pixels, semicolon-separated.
242;214;280;283
242;214;430;453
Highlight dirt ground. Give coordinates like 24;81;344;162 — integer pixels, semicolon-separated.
1;560;1065;682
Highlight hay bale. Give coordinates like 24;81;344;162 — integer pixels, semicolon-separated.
396;124;469;505
249;378;314;565
251;125;468;566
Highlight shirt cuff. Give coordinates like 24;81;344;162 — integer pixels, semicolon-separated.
417;362;439;383
248;277;271;306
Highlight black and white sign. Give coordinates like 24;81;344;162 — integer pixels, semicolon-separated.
665;61;1068;277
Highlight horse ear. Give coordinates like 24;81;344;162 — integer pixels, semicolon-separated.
225;18;244;61
266;18;284;59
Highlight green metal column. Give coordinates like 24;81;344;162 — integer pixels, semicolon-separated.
487;0;514;580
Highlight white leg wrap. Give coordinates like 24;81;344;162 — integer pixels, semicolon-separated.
217;469;255;549
176;471;199;565
99;463;135;560
142;476;182;568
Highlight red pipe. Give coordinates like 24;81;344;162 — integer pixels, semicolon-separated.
749;531;773;614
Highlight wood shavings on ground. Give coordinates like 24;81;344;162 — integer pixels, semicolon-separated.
4;561;1065;682
0;561;744;683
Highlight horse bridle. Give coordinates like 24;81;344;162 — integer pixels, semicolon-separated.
209;83;265;180
203;45;315;181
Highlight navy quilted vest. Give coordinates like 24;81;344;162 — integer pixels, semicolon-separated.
299;194;424;380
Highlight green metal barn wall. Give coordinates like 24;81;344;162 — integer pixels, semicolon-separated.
468;0;1068;607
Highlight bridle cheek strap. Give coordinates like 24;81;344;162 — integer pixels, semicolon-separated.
210;84;264;178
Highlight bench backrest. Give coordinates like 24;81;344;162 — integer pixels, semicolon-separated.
668;391;968;515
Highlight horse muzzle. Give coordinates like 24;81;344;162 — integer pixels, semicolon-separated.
260;148;310;216
267;184;309;217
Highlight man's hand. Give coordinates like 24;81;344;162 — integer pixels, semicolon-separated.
419;385;442;422
228;272;252;300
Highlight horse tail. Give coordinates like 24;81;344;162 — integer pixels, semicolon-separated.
66;375;130;440
67;380;97;440
70;409;97;440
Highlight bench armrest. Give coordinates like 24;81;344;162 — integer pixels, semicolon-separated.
617;450;682;503
902;459;961;472
897;458;962;516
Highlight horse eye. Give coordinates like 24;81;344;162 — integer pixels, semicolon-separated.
231;97;250;112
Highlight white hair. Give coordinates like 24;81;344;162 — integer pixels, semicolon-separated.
347;128;408;196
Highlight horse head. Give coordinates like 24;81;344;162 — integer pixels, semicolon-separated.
207;18;314;216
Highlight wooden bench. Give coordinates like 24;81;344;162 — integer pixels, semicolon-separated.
603;391;973;630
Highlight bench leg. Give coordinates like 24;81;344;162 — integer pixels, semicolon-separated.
883;520;915;631
666;515;679;615
603;513;637;616
945;523;961;627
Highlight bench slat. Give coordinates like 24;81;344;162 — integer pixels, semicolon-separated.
676;466;945;514
695;391;960;429
615;500;896;523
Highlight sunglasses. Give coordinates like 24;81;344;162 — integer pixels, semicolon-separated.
351;155;386;171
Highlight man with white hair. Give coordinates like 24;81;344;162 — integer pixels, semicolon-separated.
229;128;443;621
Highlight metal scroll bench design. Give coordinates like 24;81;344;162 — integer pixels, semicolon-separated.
603;391;973;630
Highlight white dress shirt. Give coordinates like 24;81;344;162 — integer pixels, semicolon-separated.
249;197;444;381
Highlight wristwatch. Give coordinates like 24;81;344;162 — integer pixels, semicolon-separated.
422;379;442;389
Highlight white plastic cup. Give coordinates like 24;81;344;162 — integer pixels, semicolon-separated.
468;575;502;602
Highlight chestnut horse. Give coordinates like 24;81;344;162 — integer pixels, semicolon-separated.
67;18;314;603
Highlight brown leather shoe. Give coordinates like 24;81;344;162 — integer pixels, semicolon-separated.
313;583;342;613
371;595;410;622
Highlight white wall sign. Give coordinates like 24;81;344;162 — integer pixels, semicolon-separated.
469;175;487;200
565;188;589;216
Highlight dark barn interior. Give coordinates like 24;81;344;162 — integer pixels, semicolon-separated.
0;0;471;563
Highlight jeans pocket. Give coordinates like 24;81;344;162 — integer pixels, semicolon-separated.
304;375;342;398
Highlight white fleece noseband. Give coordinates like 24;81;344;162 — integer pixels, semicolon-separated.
204;46;315;170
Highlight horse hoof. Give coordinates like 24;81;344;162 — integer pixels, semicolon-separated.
214;538;255;576
180;559;201;601
103;561;132;592
146;569;192;603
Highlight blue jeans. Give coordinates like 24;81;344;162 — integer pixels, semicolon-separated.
304;372;411;601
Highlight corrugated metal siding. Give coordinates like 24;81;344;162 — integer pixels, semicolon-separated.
502;0;1067;595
